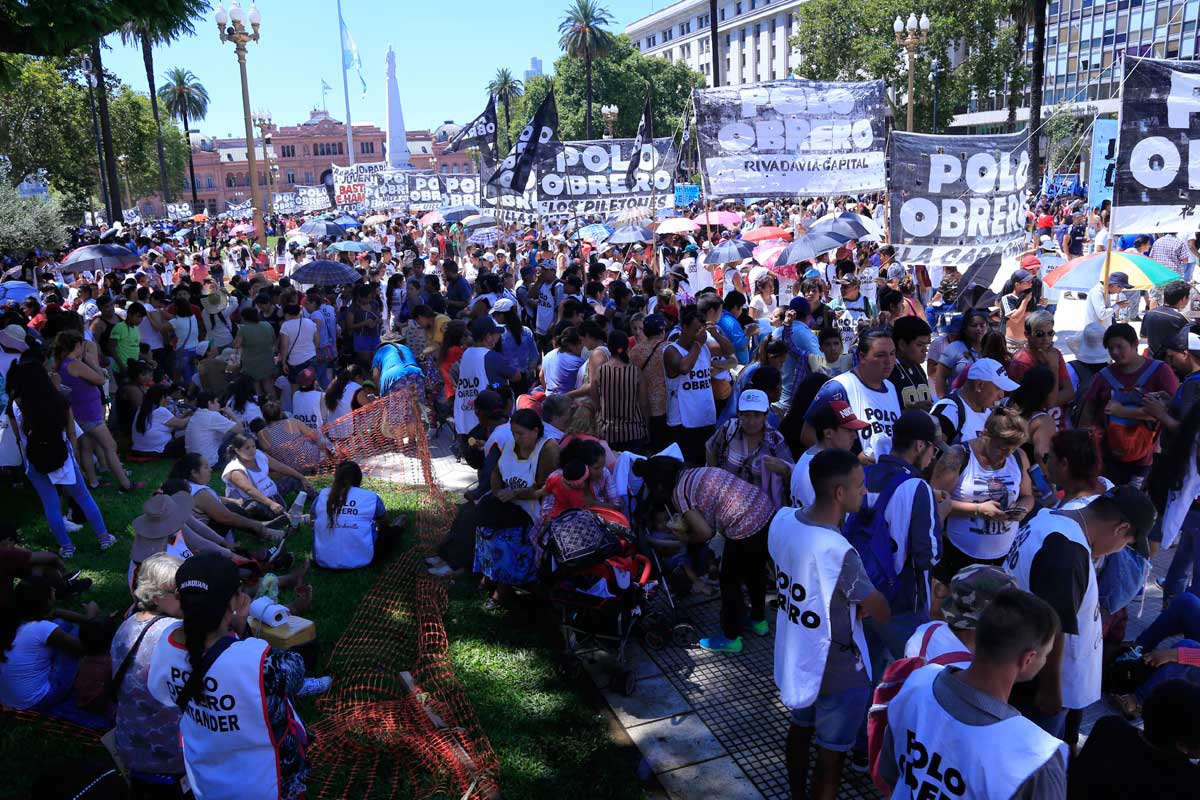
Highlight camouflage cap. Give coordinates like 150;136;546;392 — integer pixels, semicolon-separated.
941;564;1018;631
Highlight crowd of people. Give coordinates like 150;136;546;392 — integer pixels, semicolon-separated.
1;192;1200;799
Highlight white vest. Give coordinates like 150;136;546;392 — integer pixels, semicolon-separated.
887;666;1067;800
222;451;280;502
535;282;560;334
497;437;548;523
148;626;302;800
454;347;490;433
326;381;361;440
833;372;901;459
313;486;377;569
1006;510;1102;709
665;342;716;427
291;390;324;431
164;530;193;560
947;446;1023;560
769;508;872;709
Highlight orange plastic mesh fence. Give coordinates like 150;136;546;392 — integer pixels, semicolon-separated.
0;708;105;745
273;384;500;800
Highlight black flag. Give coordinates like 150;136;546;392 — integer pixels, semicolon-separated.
625;91;654;190
445;95;498;155
488;90;560;197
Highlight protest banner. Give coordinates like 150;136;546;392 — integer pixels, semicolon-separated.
693;79;887;198
363;169;411;210
404;172;443;211
166;201;192;220
294;185;333;213
1111;57;1200;234
490;90;560;196
272;192;298;215
439;174;481;208
888;131;1029;267
535;137;676;216
122;208;142;225
224;199;252;218
674;183;700;206
1088;118;1118;210
332;161;388;211
481;155;538;224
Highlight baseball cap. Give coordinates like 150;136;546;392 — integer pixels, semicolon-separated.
489;298;516;315
297;367;317;389
1103;485;1157;558
683;244;698;254
1012;268;1035;283
1038;234;1055;249
1019;255;1041;270
892;409;946;450
474;389;504;415
468;316;501;338
941;565;1018;631
787;297;811;316
175;552;241;606
967;358;1019;391
737;389;770;413
811;400;870;433
1108;271;1133;289
483;252;496;262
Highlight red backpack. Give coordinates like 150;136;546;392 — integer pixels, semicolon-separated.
865;622;971;794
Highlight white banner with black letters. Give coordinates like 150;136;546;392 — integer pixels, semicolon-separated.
693;79;887;198
293;185;332;213
166;202;192;220
272;192;298;215
1111;57;1200;234
535;137;676;217
888;131;1029;267
331;161;388;211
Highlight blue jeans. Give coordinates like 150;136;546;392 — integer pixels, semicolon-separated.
31;619;79;712
25;460;108;548
1163;507;1200;597
1137;591;1200;649
1136;638;1200;702
174;347;197;386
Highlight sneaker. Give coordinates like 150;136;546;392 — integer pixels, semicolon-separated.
297;676;333;697
63;519;83;534
97;534;118;551
428;563;461;577
60;545;76;560
848;750;869;773
424;555;445;567
698;635;743;654
744;618;770;637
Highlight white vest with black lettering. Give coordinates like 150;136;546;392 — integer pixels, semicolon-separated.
665;342;716;428
148;625;301;800
292;389;324;431
887;665;1067;800
833;371;901;460
1006;509;1102;709
313;485;377;569
454;346;490;433
768;508;872;710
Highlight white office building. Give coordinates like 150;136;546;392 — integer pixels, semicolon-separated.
625;0;801;85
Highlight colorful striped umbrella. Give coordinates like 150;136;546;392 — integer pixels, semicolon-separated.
468;227;502;246
1042;251;1181;292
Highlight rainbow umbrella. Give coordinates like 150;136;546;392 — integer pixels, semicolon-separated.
1042;251;1180;292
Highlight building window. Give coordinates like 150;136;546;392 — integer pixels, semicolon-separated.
439;164;449;174
360;141;375;155
258;173;267;186
720;8;726;20
698;13;710;28
662;28;673;41
225;174;235;188
680;21;691;35
646;34;657;47
736;2;743;14
206;176;214;189
280;144;296;158
286;169;296;185
681;43;692;58
305;172;313;184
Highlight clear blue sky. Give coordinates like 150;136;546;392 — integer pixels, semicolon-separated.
99;0;667;139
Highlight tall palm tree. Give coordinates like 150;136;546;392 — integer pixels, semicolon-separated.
1026;0;1048;191
159;67;210;207
486;68;524;153
558;0;615;139
709;0;720;87
119;0;209;206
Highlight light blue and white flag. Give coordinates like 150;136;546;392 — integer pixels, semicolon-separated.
340;15;366;98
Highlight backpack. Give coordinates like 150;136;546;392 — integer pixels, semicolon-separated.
866;622;972;794
1098;360;1162;463
10;407;69;475
931;391;969;444
841;469;912;603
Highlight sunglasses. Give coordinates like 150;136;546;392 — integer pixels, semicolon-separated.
1031;329;1055;339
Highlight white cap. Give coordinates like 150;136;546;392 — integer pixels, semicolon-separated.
489;298;516;315
483;252;496;262
738;389;770;413
967;358;1019;391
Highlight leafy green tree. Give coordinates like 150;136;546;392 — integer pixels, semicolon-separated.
557;0;615;140
486;68;523;153
791;0;1013;134
109;85;188;203
0;159;65;256
158;66;209;206
119;0;209;205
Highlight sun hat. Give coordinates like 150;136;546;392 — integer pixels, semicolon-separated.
489;298;516;315
131;492;194;563
0;324;28;353
1066;322;1109;364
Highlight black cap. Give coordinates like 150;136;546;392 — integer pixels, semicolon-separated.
176;552;240;604
469;315;501;339
474;389;504;415
893;410;948;452
1103;485;1157;558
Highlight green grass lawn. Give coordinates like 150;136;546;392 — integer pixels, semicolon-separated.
0;462;644;800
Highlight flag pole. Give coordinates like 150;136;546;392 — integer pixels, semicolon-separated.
337;0;356;165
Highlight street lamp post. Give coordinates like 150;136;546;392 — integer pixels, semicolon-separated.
894;12;930;132
253;110;274;218
600;105;618;139
215;1;267;247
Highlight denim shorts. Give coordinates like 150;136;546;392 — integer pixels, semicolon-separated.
78;418;106;434
789;685;872;752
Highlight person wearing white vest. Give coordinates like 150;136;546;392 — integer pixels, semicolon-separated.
313;461;398;570
770;448;890;800
147;553;330;800
290;369;326;431
1005;487;1155;748
454;316;518;450
664;306;731;464
878;588;1069;799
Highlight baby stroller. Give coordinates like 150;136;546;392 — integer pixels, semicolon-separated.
542;508;659;696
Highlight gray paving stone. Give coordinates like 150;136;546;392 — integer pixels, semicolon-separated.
603;673;693;728
582;642;665;683
658;755;764;800
626;713;728;773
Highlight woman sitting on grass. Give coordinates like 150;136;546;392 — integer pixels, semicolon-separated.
255;400;327;476
313;461;403;570
131;385;191;458
169;454;284;541
220;433;313;522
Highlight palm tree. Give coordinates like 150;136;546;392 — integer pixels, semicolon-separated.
709;0;720;87
558;0;615;139
1026;0;1048;191
487;68;524;153
119;0;209;206
159;67;210;207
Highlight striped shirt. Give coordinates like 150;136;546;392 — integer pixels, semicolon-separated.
593;359;646;445
671;468;773;540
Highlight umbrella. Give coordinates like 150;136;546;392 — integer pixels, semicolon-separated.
363;214;390;227
231;223;256;235
752;241;789;270
327;240;375;253
171;229;191;241
439;204;480;224
704;238;757;265
460;214;498;231
299;219;349;238
808;211;884;242
284;227;310;239
775;231;853;267
606;224;655;245
693;210;742;227
1042;252;1180;292
192;213;209;222
289;259;361;285
655;217;700;235
468;227;502;246
0;281;39;306
741;226;792;243
286;233;312;247
331;214;361;228
419;211;445;226
575;223;614;241
612;206;655;226
61;243;139;272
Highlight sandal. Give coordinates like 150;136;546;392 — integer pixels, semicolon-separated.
1111;693;1142;720
118;481;147;494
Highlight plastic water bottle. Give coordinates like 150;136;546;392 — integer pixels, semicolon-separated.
287;491;308;530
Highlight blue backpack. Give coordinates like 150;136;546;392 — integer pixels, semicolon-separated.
841;469;913;603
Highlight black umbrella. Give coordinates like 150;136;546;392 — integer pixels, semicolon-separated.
289;260;361;285
704;238;756;265
955;253;1003;311
60;243;139;272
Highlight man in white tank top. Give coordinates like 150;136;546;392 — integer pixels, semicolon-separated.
664;307;731;464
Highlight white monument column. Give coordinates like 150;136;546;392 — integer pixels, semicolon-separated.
385;45;413;169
